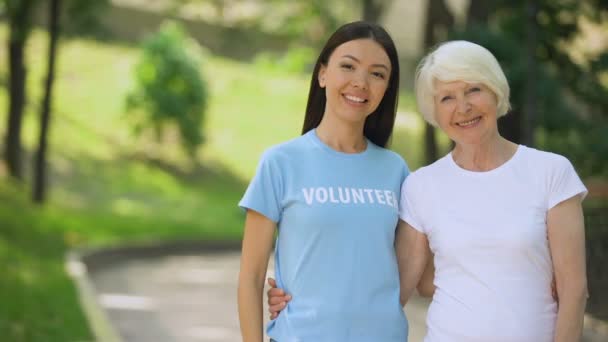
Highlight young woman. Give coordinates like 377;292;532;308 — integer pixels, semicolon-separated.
237;21;409;342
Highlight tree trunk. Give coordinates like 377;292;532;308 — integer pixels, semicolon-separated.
33;0;61;203
498;109;522;143
522;0;538;146
466;0;491;28
5;0;34;180
362;0;392;23
424;124;439;165
422;0;454;164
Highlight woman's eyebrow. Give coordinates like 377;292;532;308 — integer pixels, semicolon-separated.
341;54;390;71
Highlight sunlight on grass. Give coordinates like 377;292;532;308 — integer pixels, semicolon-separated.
0;22;425;341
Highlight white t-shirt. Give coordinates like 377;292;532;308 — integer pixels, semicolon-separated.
399;145;587;342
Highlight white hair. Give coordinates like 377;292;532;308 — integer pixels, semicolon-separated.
414;40;511;126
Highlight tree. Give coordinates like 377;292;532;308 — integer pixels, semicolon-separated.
361;0;393;22
4;0;36;180
32;0;61;203
453;0;608;176
422;0;454;165
522;0;538;146
466;0;491;28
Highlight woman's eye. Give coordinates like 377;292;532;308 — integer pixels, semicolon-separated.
440;96;452;102
468;87;481;93
340;63;354;70
372;72;386;79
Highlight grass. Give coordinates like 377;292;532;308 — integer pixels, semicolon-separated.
0;23;428;340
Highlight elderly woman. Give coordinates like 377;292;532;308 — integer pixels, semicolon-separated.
396;40;588;341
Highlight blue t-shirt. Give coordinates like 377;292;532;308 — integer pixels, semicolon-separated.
239;129;409;342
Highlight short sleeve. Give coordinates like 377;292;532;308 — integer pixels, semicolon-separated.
547;156;588;210
238;150;284;222
399;174;426;233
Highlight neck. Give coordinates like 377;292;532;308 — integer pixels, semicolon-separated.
315;115;367;153
451;135;518;172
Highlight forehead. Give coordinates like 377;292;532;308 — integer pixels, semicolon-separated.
433;80;480;93
329;39;391;68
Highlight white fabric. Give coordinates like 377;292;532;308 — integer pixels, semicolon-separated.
400;145;587;342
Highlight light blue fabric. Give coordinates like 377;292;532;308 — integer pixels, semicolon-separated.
239;129;409;342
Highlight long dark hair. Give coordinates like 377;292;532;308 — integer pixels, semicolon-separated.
301;21;400;148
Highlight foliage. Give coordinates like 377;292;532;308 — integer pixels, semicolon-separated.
253;46;316;74
0;22;414;340
125;21;209;159
452;1;608;177
62;0;110;37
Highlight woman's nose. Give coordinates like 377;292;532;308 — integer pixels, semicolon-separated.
456;97;471;114
351;71;369;89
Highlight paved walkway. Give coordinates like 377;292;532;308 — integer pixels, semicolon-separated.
88;250;429;341
85;250;607;342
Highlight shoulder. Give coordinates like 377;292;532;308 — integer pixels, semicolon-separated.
517;145;574;171
260;134;311;163
409;154;452;182
368;143;410;170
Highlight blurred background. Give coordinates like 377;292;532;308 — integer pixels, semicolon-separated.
0;0;606;340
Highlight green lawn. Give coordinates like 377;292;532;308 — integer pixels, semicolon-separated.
0;25;427;340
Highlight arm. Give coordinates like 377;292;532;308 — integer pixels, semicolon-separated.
238;210;276;342
395;219;432;306
547;195;587;342
416;252;436;297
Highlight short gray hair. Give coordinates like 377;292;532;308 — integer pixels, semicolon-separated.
414;40;511;126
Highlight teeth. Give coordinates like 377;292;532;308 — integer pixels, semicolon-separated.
345;95;366;103
457;117;480;126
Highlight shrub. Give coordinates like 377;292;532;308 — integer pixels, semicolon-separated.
126;21;208;159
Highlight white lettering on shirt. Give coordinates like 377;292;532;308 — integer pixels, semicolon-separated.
352;188;365;204
328;187;340;203
302;188;315;205
316;187;328;203
338;187;351;203
364;189;375;203
375;189;386;205
302;187;397;208
384;190;393;207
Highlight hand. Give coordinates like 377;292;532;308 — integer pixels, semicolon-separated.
267;278;291;320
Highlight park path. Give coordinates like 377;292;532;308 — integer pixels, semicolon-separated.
80;248;607;341
88;250;430;341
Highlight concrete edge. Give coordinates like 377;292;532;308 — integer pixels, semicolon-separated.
65;239;242;342
66;250;123;342
80;239;243;272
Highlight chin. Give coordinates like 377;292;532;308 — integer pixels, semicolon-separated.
337;112;370;125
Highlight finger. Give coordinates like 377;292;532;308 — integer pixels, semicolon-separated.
269;296;288;305
267;278;277;288
268;288;285;297
270;312;278;320
269;302;286;314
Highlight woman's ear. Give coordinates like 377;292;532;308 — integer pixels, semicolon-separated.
318;65;327;88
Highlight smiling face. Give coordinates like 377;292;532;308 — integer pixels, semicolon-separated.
318;38;391;125
434;80;500;146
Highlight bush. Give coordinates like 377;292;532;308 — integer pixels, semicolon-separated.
253;46;315;74
125;21;209;159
